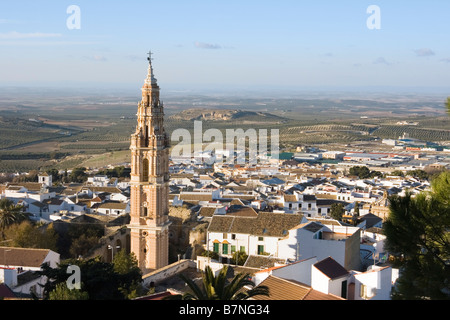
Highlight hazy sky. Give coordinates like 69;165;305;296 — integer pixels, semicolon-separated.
1;0;449;92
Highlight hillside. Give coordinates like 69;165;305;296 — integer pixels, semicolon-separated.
168;108;286;122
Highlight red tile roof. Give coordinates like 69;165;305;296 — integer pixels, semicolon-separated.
254;275;344;300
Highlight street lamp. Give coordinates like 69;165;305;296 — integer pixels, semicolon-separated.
107;245;121;262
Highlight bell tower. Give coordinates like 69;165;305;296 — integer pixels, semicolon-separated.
128;51;171;272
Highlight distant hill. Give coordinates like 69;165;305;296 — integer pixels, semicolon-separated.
168;108;286;122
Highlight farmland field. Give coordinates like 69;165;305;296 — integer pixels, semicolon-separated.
0;87;448;172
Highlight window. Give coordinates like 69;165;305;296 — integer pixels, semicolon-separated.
289;203;292;209
222;243;229;255
341;280;347;299
257;245;264;255
213;242;219;253
360;284;376;299
240;246;246;253
142;159;149;182
231;245;236;253
360;284;367;298
231;234;236;240
258;236;264;241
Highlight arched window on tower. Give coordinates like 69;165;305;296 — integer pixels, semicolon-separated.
142;158;149;182
144;125;149;147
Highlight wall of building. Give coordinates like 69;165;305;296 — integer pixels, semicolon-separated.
270;256;318;286
353;266;393;300
142;259;196;287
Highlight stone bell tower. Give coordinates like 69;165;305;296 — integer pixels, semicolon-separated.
128;52;171;273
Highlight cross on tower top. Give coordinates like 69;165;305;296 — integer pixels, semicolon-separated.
147;51;153;63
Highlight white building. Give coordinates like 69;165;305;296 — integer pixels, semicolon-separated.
253;256;318;287
278;221;361;271
252;256;398;300
0;247;60;299
207;212;361;271
90;201;129;216
349;265;397;300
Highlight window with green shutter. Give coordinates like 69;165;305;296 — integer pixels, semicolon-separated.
222;243;228;255
258;245;264;255
213;242;219;253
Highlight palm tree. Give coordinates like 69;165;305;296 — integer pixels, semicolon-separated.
0;198;26;239
166;265;269;300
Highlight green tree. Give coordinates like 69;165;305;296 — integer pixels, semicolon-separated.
39;256;143;300
383;171;450;300
46;168;61;183
369;170;383;178
446;97;450;116
431;170;450;206
231;250;248;266
113;250;143;299
56;224;104;259
0;198;27;239
69;233;100;258
200;250;219;260
391;170;404;177
166;265;269;300
48;283;89;300
406;169;429;180
4;221;58;250
69;167;87;183
349;166;371;179
330;203;345;221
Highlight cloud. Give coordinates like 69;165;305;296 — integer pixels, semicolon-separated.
414;48;435;57
373;57;391;65
125;54;141;61
194;41;221;49
440;58;450;63
0;31;62;39
84;55;107;62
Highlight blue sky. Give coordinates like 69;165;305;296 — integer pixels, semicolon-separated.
1;0;449;92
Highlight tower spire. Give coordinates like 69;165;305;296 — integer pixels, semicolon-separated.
145;50;157;85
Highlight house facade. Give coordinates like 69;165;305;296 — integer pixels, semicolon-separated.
207;212;361;271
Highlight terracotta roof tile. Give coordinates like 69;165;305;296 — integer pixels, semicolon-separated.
254;275;344;300
0;247;51;268
208;212;305;237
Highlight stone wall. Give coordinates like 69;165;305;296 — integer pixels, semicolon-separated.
142;259;196;287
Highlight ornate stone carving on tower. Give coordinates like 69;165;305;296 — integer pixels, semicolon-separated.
128;52;171;272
